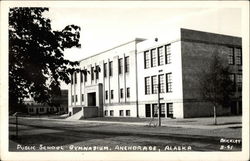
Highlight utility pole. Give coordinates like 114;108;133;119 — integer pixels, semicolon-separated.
158;70;163;127
158;83;161;127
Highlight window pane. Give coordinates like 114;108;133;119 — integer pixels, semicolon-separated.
91;67;94;80
127;87;130;98
158;47;164;66
120;88;123;98
71;74;73;84
119;58;123;74
110;110;114;116
151;76;157;94
104;110;108;116
125;56;129;73
105;91;108;100
95;65;99;79
167;103;173;118
151;49;157;67
126;110;130;116
152;104;158;117
165;45;171;64
166;73;172;92
109;61;113;76
111;90;114;99
74;72;77;84
228;48;234;65
160;103;165;117
145;77;150;94
119;110;124;116
144;51;150;69
159;74;164;93
104;63;107;77
235;48;242;65
80;72;83;82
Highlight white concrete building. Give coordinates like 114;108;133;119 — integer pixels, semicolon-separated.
68;28;242;118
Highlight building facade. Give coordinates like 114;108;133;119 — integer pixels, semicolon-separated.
68;28;242;118
25;90;68;115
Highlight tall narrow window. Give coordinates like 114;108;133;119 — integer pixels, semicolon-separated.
110;110;114;116
74;72;77;84
95;65;99;79
125;56;129;73
159;74;164;93
237;74;242;91
75;95;78;102
151;76;157;94
104;63;107;77
109;61;113;76
152;104;158;117
91;67;94;80
167;103;173;118
160;103;165;117
228;47;234;65
144;51;150;69
82;94;84;102
166;73;172;92
80;71;83;83
120;88;124;98
72;96;74;102
119;110;124;116
158;46;164;66
165;44;171;64
71;74;73;84
105;90;108;100
104;110;108;116
127;87;130;98
235;48;242;65
118;58;123;74
111;90;114;99
126;110;130;116
229;73;236;92
84;72;87;82
151;49;157;67
145;77;150;94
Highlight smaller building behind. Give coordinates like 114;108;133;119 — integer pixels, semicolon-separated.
24;90;68;115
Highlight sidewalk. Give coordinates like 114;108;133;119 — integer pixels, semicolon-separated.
14;115;242;130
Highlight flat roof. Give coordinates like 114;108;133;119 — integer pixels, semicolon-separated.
78;38;146;62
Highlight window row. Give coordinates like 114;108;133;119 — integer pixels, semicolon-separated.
144;44;171;69
145;103;173;118
228;47;242;65
145;73;172;95
28;107;45;112
229;73;242;91
118;56;130;74
71;57;130;84
104;110;130;117
105;88;130;100
72;94;84;103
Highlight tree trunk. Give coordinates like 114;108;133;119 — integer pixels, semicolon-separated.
213;105;217;125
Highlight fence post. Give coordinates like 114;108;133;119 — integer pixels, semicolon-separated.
15;114;18;138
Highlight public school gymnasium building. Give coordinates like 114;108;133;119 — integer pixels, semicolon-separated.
68;28;242;118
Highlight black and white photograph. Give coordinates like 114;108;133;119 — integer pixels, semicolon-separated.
0;1;249;161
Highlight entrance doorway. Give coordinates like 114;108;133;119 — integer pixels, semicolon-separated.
87;92;96;106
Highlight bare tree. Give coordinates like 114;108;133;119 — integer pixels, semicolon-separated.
200;54;234;125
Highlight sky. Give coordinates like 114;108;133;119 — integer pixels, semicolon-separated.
44;5;241;62
42;2;242;89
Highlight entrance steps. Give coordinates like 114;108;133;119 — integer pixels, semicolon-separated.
66;108;83;120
